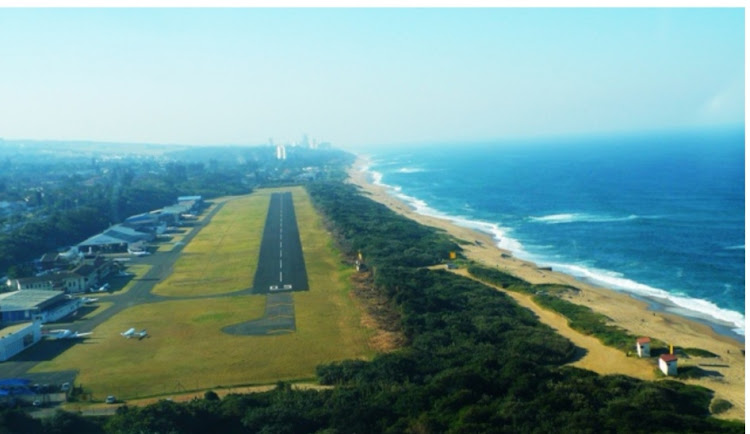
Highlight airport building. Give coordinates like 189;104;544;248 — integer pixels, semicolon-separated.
0;322;42;361
0;290;83;324
78;224;154;254
122;212;168;235
7;256;115;294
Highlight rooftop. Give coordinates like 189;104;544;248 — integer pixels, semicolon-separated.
0;290;64;311
79;232;128;247
636;337;651;344
0;322;35;339
660;354;678;362
178;195;202;202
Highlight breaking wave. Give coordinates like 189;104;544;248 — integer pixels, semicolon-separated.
530;213;640;224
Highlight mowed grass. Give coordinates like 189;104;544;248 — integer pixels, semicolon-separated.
32;297;267;399
153;195;269;297
32;187;374;399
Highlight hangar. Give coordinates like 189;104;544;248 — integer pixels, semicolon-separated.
0;290;82;324
78;224;154;254
0;322;41;361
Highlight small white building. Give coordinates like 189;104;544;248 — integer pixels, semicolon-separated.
659;354;678;376
635;337;651;358
0;322;42;361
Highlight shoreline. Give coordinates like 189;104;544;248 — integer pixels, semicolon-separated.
347;155;745;420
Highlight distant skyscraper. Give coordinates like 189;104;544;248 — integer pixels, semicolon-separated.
276;144;287;160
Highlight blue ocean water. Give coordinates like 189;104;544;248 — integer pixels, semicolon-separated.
361;128;745;338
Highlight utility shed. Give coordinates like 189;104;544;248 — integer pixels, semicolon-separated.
659;354;678;376
635;337;651;358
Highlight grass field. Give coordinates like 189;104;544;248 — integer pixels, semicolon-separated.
32;187;374;400
153;195;268;297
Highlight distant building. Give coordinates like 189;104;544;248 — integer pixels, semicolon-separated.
659;354;678;376
635;337;651;358
122;213;167;235
276;144;287;160
37;247;81;272
177;195;203;204
0;322;41;361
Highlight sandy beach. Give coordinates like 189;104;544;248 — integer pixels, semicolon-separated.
347;156;745;421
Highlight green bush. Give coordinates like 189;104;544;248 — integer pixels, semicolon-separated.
710;398;733;415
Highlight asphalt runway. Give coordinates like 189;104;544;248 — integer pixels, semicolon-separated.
251;192;309;294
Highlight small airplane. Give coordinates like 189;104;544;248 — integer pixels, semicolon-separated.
96;283;110;292
44;329;93;340
121;328;148;339
130;251;151;257
81;297;99;304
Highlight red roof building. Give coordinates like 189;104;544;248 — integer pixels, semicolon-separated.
659;354;678;376
635;337;651;358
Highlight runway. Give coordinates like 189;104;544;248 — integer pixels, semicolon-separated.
251;192;309;294
224;192;308;335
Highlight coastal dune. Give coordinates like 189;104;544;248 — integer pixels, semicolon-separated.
348;156;745;421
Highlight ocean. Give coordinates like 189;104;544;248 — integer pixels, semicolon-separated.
360;128;745;339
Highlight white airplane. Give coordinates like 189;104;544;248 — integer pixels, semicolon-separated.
82;297;99;304
97;283;110;292
130;251;151;257
121;328;148;339
44;329;93;339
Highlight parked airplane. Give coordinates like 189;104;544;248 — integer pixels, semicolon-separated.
82;297;99;304
121;328;148;339
129;251;151;257
44;329;92;340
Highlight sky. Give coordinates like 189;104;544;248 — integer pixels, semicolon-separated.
0;7;744;149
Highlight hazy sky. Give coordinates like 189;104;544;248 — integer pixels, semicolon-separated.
0;8;744;149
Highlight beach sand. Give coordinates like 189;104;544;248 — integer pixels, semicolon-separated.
348;156;745;421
